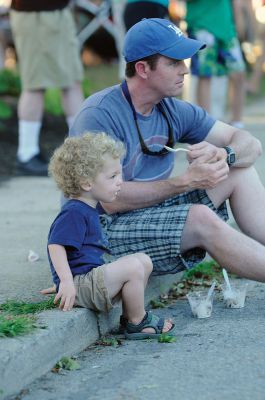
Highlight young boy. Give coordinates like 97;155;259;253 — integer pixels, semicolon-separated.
47;132;175;340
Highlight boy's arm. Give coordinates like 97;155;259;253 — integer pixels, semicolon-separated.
48;244;76;311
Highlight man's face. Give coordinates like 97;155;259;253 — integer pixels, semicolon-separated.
146;56;189;98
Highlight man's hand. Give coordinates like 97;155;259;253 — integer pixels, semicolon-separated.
187;142;227;164
54;280;76;311
184;158;229;189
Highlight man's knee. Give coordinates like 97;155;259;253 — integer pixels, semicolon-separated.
186;204;225;243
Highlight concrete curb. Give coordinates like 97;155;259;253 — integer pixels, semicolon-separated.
0;273;181;399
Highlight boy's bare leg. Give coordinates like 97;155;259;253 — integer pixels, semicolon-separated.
119;253;152;321
103;253;173;334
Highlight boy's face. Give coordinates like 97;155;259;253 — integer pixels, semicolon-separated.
88;154;123;204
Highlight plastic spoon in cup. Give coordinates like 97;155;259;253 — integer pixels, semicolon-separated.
206;281;216;302
222;268;233;293
164;145;189;153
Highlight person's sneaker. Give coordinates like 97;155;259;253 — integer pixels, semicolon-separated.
16;153;48;176
229;121;245;130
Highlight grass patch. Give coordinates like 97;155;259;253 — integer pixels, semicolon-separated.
0;315;36;338
0;297;57;338
0;68;21;96
182;259;223;281
0;63;119;118
150;260;226;309
0;100;12;119
0;297;56;315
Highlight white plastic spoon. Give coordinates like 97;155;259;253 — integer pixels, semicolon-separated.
164;145;189;153
206;281;216;302
222;268;233;293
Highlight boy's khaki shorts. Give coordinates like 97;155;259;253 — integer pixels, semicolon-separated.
73;266;113;313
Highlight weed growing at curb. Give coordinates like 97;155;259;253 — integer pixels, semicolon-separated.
96;337;123;347
0;315;36;338
0;297;56;315
53;356;80;373
158;333;177;343
0;297;57;338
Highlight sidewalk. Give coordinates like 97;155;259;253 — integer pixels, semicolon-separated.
0;171;181;398
0;98;265;399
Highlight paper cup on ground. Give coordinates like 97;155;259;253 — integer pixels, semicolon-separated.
187;290;214;319
221;280;248;309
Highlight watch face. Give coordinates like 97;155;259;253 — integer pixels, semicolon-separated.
229;153;236;164
225;146;236;165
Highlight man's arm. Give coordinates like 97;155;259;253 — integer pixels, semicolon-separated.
203;121;262;167
48;244;76;311
102;157;229;213
102;121;262;214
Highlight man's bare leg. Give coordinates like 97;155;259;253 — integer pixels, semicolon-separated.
207;166;265;244
181;166;265;281
181;204;265;282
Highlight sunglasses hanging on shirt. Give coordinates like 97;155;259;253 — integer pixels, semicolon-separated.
121;80;174;156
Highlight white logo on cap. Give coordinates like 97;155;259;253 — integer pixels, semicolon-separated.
168;24;183;37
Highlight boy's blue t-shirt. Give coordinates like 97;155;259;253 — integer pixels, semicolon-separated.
47;199;110;288
70;85;216;182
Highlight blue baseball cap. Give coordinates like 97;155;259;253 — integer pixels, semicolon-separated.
123;18;206;62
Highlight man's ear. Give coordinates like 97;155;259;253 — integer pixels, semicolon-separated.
135;60;149;78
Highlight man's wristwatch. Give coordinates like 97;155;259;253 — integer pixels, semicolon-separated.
223;146;236;166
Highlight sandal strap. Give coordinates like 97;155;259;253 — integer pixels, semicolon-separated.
125;311;165;334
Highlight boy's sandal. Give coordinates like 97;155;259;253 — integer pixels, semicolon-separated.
124;311;176;340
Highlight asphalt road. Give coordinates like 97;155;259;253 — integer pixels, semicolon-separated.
8;281;265;400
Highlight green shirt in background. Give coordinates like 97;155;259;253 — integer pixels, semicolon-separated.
186;0;236;42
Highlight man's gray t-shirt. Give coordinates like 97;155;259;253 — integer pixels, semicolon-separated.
70;84;216;182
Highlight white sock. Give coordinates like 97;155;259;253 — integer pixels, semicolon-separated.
17;120;41;162
230;121;244;129
66;116;75;129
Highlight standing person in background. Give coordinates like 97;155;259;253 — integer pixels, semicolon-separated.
123;0;169;31
229;0;256;127
10;0;84;176
246;25;265;94
246;0;265;95
185;0;246;128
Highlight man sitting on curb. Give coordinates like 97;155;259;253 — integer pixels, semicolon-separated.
65;19;265;284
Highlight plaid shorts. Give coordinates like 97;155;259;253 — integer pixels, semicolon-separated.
100;189;228;276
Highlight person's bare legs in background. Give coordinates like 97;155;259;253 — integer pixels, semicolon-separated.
17;82;84;176
246;28;265;95
196;76;211;112
229;70;246;128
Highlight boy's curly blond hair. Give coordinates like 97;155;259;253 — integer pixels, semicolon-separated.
49;132;124;198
